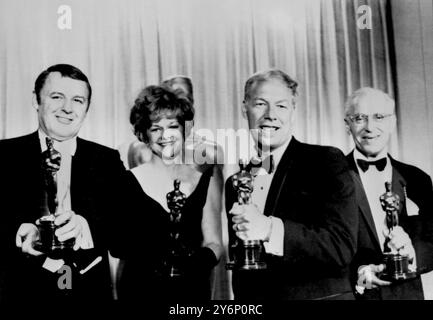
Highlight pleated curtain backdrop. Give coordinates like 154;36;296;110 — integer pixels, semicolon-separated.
0;0;396;299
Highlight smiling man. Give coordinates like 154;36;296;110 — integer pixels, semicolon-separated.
344;87;433;299
35;71;90;141
225;69;358;300
0;64;125;302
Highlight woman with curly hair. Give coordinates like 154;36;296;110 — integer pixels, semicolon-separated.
111;85;223;301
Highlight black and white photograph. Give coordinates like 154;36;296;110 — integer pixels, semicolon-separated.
0;0;432;316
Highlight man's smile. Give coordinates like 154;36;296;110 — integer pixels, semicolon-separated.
361;135;380;142
55;115;74;124
259;124;280;133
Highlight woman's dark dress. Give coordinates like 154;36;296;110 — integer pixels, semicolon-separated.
111;167;214;301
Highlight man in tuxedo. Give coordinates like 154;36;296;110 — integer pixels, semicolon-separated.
344;87;433;299
226;69;358;300
0;64;125;302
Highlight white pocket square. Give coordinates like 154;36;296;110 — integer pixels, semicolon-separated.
406;198;419;216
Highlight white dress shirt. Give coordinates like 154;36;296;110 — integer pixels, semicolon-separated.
248;138;291;257
38;130;93;250
353;148;392;251
38;130;76;212
353;149;425;296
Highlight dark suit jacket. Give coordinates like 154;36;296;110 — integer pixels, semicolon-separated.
0;131;125;303
347;151;433;299
226;138;358;300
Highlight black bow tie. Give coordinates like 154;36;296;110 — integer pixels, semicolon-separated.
246;154;274;174
357;158;387;172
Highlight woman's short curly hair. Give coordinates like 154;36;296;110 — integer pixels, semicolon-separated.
130;85;195;143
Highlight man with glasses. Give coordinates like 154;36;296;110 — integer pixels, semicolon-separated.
344;87;433;299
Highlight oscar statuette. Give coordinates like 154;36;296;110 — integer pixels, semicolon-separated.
226;160;267;270
380;181;416;281
165;179;189;277
35;137;75;255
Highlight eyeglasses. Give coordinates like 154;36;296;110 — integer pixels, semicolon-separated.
346;113;394;125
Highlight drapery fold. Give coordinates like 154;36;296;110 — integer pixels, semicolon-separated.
0;0;395;152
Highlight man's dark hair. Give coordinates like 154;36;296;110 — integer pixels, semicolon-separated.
34;64;92;105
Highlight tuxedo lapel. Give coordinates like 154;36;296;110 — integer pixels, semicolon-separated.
263;138;297;217
390;156;407;217
71;138;93;209
354;172;382;251
346;151;359;175
347;151;381;252
24;132;44;190
27;131;43;172
18;132;46;219
28;131;42;151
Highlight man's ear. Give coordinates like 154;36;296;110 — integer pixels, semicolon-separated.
344;118;352;135
390;114;397;133
241;101;248;119
289;100;297;124
32;92;39;111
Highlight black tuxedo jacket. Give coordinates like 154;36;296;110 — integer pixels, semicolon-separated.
226;138;358;300
347;151;433;299
0;131;125;302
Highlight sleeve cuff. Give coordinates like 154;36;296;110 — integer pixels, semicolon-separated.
76;215;94;249
263;217;284;256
